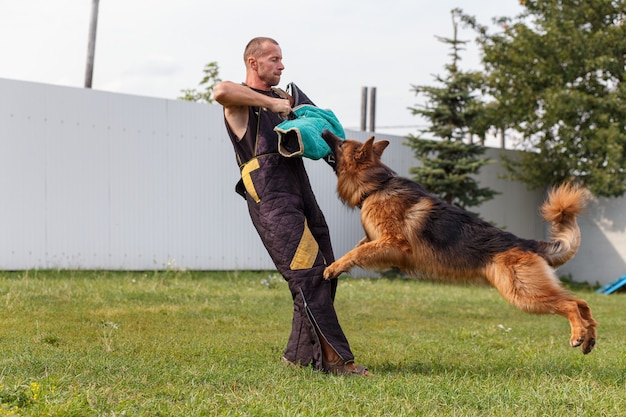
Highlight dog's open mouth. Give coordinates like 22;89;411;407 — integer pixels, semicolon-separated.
321;129;341;152
321;129;342;171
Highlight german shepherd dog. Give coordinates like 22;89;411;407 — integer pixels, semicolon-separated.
321;130;597;354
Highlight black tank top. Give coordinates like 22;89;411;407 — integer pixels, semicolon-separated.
224;87;284;168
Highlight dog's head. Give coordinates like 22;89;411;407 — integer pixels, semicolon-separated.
321;130;393;207
321;130;390;174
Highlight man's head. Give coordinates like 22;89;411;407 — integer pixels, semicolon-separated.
244;37;284;90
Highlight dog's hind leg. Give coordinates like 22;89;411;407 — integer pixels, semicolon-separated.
485;249;597;354
576;300;598;354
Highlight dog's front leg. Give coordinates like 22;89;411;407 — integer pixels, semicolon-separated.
323;239;405;280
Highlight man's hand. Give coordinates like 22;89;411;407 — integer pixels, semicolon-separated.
267;98;292;116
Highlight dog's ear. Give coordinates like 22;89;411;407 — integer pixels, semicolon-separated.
373;140;390;158
356;136;376;162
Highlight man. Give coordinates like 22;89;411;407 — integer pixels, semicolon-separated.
214;37;368;376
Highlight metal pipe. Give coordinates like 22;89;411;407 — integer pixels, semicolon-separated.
84;0;100;88
368;86;376;132
360;87;368;131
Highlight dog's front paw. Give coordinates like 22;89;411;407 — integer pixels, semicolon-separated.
323;263;342;280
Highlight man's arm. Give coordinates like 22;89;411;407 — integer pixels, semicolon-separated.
214;81;292;138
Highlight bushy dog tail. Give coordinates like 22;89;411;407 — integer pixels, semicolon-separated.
538;183;590;267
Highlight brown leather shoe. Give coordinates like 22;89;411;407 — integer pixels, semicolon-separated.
280;356;301;368
323;359;370;376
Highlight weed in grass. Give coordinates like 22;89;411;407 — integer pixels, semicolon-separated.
100;321;120;353
0;381;42;416
40;335;61;347
260;273;284;289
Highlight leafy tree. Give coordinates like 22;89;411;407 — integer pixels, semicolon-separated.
460;1;626;197
406;10;498;209
179;61;221;103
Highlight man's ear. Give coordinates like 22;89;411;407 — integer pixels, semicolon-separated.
248;57;257;71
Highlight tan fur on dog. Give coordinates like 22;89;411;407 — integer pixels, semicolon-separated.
321;131;597;354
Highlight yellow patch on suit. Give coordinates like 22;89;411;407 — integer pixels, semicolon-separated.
290;220;319;270
241;158;261;203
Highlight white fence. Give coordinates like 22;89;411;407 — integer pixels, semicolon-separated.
1;78;624;285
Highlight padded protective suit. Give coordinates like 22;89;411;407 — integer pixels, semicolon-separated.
223;83;354;368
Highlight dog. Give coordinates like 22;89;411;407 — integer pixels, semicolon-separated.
321;130;597;354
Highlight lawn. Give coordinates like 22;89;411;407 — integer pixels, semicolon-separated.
0;270;624;416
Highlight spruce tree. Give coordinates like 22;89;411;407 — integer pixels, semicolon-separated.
405;10;498;209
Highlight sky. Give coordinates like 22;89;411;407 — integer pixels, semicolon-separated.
1;0;523;140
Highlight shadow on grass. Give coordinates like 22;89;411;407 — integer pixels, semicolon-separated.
375;351;623;382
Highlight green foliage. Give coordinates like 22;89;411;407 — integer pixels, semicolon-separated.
0;270;624;416
460;1;626;197
406;10;498;209
178;61;221;103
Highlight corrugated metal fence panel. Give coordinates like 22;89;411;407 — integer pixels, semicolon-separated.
0;78;275;270
472;147;545;239
0;80;47;266
45;84;112;268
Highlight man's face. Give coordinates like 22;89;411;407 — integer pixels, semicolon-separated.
253;42;284;87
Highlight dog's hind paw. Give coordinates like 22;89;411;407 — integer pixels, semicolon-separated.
582;337;596;354
570;334;586;348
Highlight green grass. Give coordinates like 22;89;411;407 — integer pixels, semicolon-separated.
0;270;624;416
